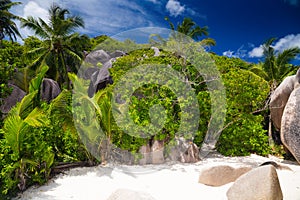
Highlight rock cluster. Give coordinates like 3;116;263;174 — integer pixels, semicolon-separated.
270;69;300;163
198;163;285;200
138;137;200;165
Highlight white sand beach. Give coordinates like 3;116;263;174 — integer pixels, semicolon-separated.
16;154;300;200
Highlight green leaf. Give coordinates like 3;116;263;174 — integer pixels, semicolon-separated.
29;65;49;93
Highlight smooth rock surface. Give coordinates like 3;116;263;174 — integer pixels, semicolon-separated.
85;49;111;66
270;69;300;131
281;86;300;164
41;78;61;102
198;165;252;186
227;165;283;200
0;83;26;114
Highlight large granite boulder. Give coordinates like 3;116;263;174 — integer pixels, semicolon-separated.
109;50;126;58
107;189;156;200
41;78;61;102
151;140;165;164
0;83;26;114
139;143;152;165
198;165;252;186
226;165;283;200
88;60;113;97
85;49;111;66
79;67;99;80
270;69;300;131
167;137;200;163
281;86;300;163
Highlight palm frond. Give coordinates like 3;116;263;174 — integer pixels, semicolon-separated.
199;38;216;47
16;91;38;119
249;64;270;81
24;107;49;127
29;65;49;93
3;114;23;155
21;16;49;39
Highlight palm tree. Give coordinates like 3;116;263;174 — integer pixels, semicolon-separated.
0;0;22;44
165;17;216;46
21;4;89;89
263;38;300;90
250;38;300;145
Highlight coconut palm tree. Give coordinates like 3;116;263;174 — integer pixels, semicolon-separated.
250;38;300;145
165;17;216;46
0;0;22;44
21;4;89;89
251;38;300;91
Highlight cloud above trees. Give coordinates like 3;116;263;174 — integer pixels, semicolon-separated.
249;34;300;58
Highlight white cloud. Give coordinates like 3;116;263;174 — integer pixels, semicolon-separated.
223;50;234;57
146;0;160;4
223;45;247;58
249;34;300;58
273;34;300;52
166;0;185;17
57;0;155;35
23;1;48;21
11;1;50;41
11;0;158;41
249;45;264;58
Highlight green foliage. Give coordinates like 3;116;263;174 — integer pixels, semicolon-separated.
257;37;300;89
107;48;196;151
0;0;22;42
218;115;270;156
217;69;271;156
93;37;148;53
39;90;89;163
0;80;89;198
93;49;272;157
0;90;53;196
0;40;26;113
21;3;89;88
165;17;216;46
211;54;251;73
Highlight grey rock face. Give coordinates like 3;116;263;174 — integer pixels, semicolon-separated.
270;69;300;131
109;50;126;58
0;83;26;114
198;165;252;186
85;49;111;66
167;137;200;163
151;140;165;164
41;78;61;102
139;144;152;165
88;60;113;97
226;165;283;200
281;86;300;163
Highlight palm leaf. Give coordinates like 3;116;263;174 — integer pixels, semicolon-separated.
24;107;49;127
29;65;49;93
3;114;24;155
16;91;37;119
249;64;270;81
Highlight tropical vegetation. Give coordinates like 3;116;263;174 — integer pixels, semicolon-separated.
0;1;300;199
0;0;21;44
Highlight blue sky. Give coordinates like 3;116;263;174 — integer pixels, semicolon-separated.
12;0;300;64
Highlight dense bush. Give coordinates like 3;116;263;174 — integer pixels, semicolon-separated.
217;68;270;156
0;37;275;198
0;89;90;198
0;41;26;124
96;47;271;156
